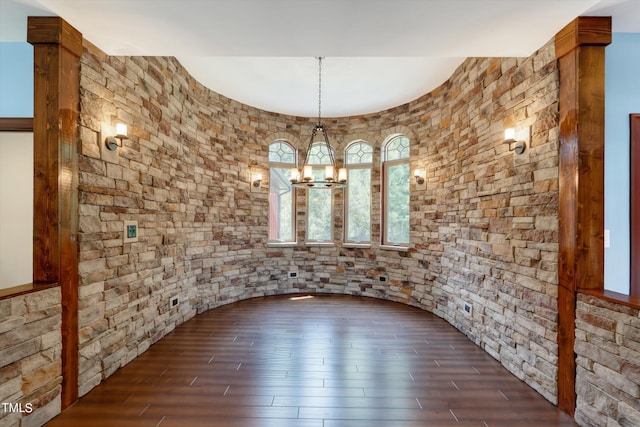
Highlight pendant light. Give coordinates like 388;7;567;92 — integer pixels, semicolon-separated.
290;57;347;188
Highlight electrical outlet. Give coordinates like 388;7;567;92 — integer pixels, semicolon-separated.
463;301;472;316
288;271;298;279
170;296;179;308
124;220;138;243
379;275;388;283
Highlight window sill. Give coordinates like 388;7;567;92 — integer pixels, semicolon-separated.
380;245;409;252
581;288;640;310
342;243;372;249
0;282;58;300
305;242;336;247
266;242;297;248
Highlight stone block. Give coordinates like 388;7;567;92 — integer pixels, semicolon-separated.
0;317;25;336
79;258;107;275
0;376;22;402
24;289;61;313
535;216;557;231
618;401;640;427
0;411;21;427
0;338;40;370
594;363;640;398
21;360;61;396
21;393;61;427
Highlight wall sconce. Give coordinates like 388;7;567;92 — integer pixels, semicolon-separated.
414;168;426;190
252;172;263;188
105;123;128;151
503;127;526;155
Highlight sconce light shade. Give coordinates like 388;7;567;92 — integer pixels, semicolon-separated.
504;127;516;142
105;123;129;151
503;127;526;155
115;123;128;138
414;169;426;185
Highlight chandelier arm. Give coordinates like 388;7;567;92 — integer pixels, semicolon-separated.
322;127;337;171
302;126;319;168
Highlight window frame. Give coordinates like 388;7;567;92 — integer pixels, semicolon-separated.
631;114;640;297
344;141;373;245
268;140;297;244
305;141;335;244
381;135;410;248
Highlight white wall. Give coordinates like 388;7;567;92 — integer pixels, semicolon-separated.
0;132;33;288
0;42;33;117
604;33;640;294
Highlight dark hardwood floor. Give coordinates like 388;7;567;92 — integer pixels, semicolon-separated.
46;294;576;426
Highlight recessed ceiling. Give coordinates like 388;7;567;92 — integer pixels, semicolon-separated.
1;0;638;117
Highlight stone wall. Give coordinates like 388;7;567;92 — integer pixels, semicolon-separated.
575;294;640;427
0;287;62;426
77;38;560;403
424;52;561;403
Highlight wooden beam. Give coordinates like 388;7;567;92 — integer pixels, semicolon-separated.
0;118;33;132
555;16;611;416
555;16;613;59
28;16;81;410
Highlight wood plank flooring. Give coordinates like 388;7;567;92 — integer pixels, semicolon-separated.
46;294;576;426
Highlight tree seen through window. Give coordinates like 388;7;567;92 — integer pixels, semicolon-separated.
345;141;373;243
383;135;410;246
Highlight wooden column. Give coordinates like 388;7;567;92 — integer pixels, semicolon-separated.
27;16;82;410
555;17;611;415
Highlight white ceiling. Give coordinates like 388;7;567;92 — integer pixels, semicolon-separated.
1;0;638;117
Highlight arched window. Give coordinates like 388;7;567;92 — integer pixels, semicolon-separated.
382;135;410;246
268;140;296;243
306;142;334;242
345;141;373;244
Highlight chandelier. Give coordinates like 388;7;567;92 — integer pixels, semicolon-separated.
290;57;347;188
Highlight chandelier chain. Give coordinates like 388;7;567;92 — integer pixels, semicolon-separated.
318;57;322;125
290;56;346;188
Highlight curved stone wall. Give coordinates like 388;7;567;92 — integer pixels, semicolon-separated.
77;38;559;402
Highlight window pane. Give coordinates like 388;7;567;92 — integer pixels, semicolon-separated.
307;187;332;241
385;136;410;161
269;167;294;241
269;141;295;163
347;168;371;242
308;142;333;165
346;141;373;165
386;162;410;244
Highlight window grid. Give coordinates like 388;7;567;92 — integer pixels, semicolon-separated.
269;141;295;164
268;140;296;243
306;142;334;242
345;141;374;165
345;141;373;244
307;142;333;165
382;135;410;247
